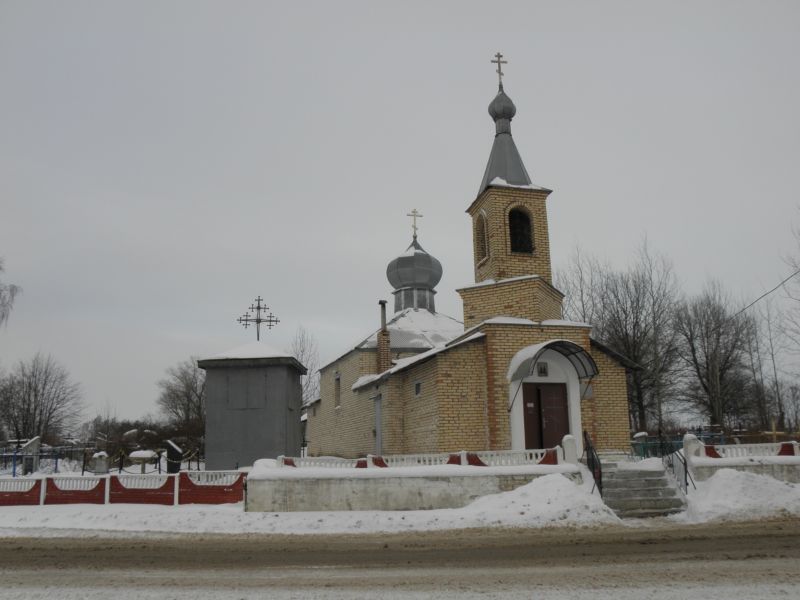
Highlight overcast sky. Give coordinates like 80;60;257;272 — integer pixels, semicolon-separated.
1;1;799;422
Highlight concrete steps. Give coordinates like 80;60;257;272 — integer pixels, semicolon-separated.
601;462;686;519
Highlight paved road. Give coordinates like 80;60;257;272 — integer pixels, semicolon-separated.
1;519;798;598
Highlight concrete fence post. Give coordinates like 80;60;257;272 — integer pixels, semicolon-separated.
561;435;578;465
683;434;702;465
460;451;468;466
276;455;285;468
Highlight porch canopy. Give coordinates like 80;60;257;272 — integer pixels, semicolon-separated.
506;339;598;382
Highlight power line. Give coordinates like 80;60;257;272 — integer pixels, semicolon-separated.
731;267;800;320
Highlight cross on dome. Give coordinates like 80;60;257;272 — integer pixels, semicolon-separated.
491;52;507;88
407;209;423;239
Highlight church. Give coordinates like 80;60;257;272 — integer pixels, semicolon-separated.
305;59;632;458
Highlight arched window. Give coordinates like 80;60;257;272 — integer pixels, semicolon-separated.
475;213;488;261
509;208;533;253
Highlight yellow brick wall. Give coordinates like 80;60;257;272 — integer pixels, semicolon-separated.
306;349;377;458
468;187;553;284
586;349;631;451
436;340;489;452
307;327;630;456
457;277;564;329
397;358;440;454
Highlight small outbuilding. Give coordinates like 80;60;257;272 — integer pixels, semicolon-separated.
198;341;306;470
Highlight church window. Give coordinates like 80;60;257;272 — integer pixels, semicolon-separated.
334;373;341;408
475;214;488;262
414;382;422;396
509;208;533;253
537;362;549;377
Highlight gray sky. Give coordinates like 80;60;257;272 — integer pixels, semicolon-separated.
1;1;799;422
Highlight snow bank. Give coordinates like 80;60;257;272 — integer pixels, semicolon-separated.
247;463;580;480
679;468;800;523
0;472;617;538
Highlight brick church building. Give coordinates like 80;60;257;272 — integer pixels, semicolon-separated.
305;64;632;458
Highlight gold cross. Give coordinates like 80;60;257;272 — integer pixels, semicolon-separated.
407;209;423;238
491;52;507;86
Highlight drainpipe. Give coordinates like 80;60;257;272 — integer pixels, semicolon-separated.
377;300;391;373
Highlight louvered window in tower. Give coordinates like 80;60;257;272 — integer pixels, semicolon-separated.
475;214;488;261
509;209;533;253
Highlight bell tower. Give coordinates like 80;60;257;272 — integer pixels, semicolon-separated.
457;54;562;328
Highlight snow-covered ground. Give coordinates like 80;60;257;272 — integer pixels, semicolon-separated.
0;468;798;538
0;472;617;537
676;468;800;523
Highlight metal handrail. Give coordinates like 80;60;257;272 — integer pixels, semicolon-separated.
659;436;696;494
583;430;602;496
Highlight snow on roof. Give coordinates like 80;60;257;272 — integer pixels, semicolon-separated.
541;319;592;328
358;308;464;350
352;332;486;391
488;176;549;191
484;316;536;326
203;340;293;361
456;274;540;291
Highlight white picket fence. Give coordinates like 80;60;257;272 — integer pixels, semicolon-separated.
712;442;797;458
0;478;38;493
48;477;103;491
113;474;170;489
187;471;242;486
281;448;556;468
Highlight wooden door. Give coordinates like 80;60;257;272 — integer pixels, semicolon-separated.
522;383;569;449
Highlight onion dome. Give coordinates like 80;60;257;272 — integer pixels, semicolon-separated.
386;236;443;313
478;71;534;194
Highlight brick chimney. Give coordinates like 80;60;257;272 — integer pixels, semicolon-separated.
377;300;391;373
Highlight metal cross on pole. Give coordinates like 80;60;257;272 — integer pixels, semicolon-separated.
406;209;423;239
491;52;507;87
236;296;280;341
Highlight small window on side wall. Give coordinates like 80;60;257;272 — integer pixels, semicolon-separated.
334;373;341;408
509;208;533;253
414;382;422;396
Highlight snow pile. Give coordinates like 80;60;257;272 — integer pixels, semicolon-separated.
0;472;617;537
680;468;800;523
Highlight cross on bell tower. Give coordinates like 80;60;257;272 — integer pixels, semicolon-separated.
237;296;280;341
491;52;507;88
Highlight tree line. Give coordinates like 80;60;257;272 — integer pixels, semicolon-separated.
558;239;800;436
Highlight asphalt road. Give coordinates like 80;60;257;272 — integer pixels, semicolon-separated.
1;519;798;599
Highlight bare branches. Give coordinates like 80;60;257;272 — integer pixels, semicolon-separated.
0;258;21;328
156;358;205;442
0;354;84;442
290;325;320;407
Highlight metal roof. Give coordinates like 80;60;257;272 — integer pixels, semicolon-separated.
478;85;533;194
506;339;599;382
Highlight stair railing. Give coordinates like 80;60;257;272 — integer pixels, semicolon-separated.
659;435;695;494
582;430;603;497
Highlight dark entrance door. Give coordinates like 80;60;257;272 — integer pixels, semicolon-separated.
522;383;569;449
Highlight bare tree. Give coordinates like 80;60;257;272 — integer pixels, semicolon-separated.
156;358;205;442
290;325;319;406
0;258;21;328
0;353;83;442
559;241;680;432
673;281;750;428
